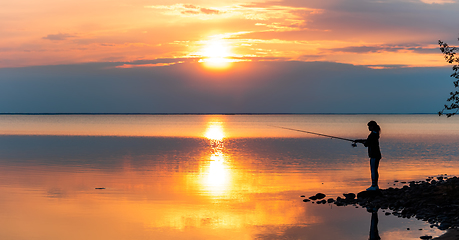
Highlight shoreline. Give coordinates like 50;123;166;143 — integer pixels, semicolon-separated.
303;175;459;239
434;229;459;240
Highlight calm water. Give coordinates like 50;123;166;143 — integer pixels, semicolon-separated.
1;115;458;240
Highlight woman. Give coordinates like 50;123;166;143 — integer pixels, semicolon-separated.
356;121;382;191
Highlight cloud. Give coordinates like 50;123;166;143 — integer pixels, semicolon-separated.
181;10;200;15
200;8;220;15
183;4;199;9
329;46;397;53
115;61;184;68
102;58;194;68
326;45;440;54
3;0;457;69
420;0;456;4
238;0;459;45
364;65;409;69
146;4;224;16
100;43;116;47
145;3;319;27
42;33;76;41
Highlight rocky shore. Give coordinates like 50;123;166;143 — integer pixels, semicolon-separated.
302;175;459;239
434;229;459;240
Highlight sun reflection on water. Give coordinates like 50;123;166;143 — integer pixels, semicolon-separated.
202;122;231;197
205;124;225;141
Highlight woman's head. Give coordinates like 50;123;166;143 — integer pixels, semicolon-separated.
367;120;381;133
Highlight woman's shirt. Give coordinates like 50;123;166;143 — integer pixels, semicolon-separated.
364;131;382;159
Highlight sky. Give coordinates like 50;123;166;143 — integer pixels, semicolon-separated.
1;0;459;113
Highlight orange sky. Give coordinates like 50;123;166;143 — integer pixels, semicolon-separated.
1;0;459;68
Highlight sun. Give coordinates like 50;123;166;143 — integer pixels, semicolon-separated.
199;39;233;69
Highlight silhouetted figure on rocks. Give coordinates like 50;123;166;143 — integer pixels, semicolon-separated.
355;121;382;191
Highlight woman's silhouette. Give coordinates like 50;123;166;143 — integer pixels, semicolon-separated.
356;121;382;191
368;208;381;240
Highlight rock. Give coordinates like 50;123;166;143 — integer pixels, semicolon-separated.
300;175;459;231
300;195;305;198
315;193;326;200
439;222;452;230
357;190;382;199
95;187;105;189
419;235;432;239
303;199;311;202
343;193;356;200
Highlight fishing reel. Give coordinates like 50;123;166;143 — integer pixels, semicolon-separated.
351;142;358;148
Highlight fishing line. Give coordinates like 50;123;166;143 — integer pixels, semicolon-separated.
269;125;360;147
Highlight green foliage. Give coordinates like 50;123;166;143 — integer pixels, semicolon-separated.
438;38;459;117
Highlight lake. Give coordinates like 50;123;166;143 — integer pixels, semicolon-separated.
0;114;458;240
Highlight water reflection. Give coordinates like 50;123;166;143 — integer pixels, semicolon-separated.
368;208;381;240
202;121;231;197
0;115;456;240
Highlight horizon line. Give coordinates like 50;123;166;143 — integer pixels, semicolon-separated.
0;113;438;115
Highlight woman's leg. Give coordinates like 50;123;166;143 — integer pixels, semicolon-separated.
370;158;380;187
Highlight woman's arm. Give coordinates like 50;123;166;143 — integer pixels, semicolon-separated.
363;133;377;147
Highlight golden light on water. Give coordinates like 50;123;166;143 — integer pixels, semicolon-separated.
204;123;225;141
2;115;458;239
205;153;229;194
201;121;231;196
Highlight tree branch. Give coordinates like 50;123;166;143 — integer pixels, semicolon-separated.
439;38;459;117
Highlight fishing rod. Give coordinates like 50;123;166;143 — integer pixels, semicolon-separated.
270;125;360;147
